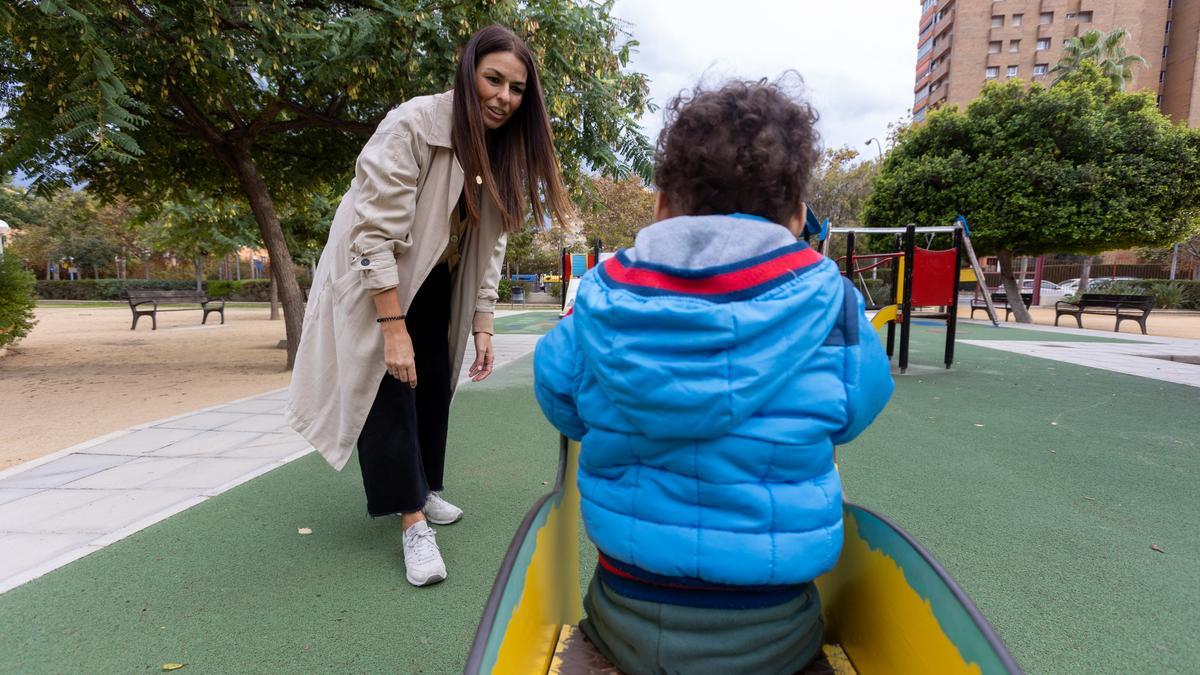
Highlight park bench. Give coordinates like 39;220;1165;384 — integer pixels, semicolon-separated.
970;291;1032;322
126;289;226;331
1055;293;1154;334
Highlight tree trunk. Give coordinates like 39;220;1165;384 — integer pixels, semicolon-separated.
194;255;204;292
269;269;280;320
223;143;304;368
1079;258;1093;293
997;250;1032;323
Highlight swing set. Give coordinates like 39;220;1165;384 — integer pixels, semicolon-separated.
804;213;997;373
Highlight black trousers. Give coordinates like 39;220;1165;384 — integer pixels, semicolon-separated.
357;264;453;517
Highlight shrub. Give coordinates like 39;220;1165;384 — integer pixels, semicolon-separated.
497;277;512;303
1068;279;1200;309
35;279;197;300
0;255;38;348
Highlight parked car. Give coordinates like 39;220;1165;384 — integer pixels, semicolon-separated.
1021;280;1062;291
1058;277;1138;293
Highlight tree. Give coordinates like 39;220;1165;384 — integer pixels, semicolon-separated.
2;1;653;367
575;175;655;251
862;64;1200;322
139;195;260;291
1051;28;1147;91
808;147;880;228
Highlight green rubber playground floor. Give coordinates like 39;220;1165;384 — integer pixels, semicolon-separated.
1;317;1197;673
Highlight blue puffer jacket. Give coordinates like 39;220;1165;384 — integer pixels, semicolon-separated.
534;215;893;586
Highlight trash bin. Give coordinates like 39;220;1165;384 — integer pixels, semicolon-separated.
511;285;525;304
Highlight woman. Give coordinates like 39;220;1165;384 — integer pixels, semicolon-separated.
287;25;571;587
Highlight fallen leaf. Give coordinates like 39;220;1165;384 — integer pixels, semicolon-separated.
1084;496;1096;501
298;527;313;535
1151;544;1166;554
1050;422;1058;426
974;424;985;428
541;481;549;485
162;664;185;672
1049;449;1056;453
419;636;430;646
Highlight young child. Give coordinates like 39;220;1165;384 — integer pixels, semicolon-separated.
533;78;894;673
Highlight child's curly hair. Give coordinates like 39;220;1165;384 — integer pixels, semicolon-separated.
654;75;820;226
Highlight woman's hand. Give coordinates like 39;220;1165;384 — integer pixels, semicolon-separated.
469;332;495;382
382;322;418;387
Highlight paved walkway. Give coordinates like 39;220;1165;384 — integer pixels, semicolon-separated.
0;330;542;594
958;319;1200;388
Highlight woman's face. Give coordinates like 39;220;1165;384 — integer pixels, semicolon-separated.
475;51;527;130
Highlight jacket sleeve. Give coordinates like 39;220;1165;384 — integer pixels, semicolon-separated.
832;287;895;446
348;116;425;295
472;232;507;335
534;314;587;441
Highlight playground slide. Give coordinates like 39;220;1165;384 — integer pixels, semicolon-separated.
466;438;1021;675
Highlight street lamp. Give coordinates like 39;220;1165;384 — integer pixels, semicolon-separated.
0;220;9;259
865;138;884;161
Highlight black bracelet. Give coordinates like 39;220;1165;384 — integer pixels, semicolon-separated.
376;315;406;323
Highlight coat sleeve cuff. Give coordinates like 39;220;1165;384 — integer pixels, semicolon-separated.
355;254;399;292
472;310;494;335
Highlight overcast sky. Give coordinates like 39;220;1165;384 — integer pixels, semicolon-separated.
611;0;920;158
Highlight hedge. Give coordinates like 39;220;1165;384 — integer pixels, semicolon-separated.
1066;279;1200;310
35;278;276;302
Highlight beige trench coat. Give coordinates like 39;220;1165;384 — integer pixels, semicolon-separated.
285;91;506;471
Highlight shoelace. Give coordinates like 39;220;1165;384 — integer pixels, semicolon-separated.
406;527;439;565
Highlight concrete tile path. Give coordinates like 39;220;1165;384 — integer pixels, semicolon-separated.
959;319;1200;389
0;327;542;594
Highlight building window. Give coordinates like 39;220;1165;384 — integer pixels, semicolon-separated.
1037;38;1051;51
1011;14;1023;26
1166;21;1172;33
1078;11;1093;22
922;0;937;13
1168;0;1174;8
986;66;1000;79
991;15;1004;28
1064;39;1072;47
1040;12;1053;24
1163;45;1170;58
1034;64;1049;76
1007;65;1019;77
1066;12;1076;20
1160;70;1167;83
1009;40;1021;53
1157;94;1163;107
988;41;1002;54
914;108;927;123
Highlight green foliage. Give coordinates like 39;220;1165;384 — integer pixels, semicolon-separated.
1052;29;1147;91
34;278;195;300
0;254;38;348
1083;279;1200;309
497;276;513;303
205;279;271;302
33;277;275;301
575;175;655;250
863;65;1200;260
1;1;653;203
809;147;880;228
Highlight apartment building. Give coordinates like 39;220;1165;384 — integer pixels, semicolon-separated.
913;0;1200;126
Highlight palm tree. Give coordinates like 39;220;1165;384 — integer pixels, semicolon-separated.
1051;28;1147;90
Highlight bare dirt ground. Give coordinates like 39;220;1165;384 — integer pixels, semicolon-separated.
0;304;290;470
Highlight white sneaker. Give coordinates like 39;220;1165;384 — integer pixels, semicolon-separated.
423;491;464;525
402;521;447;587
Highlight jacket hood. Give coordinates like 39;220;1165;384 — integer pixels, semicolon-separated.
573;214;845;440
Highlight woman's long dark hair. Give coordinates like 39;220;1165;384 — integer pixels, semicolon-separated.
452;25;571;233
